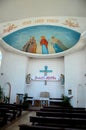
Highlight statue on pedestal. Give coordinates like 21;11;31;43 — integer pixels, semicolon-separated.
60;74;64;85
26;74;31;84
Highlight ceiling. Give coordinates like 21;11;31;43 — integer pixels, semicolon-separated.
0;0;86;23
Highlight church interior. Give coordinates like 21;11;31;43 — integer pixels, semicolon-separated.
0;0;86;130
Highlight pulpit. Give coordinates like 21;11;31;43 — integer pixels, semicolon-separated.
16;93;23;104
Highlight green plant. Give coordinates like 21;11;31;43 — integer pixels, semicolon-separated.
24;93;28;97
61;95;72;108
4;96;10;103
23;93;28;101
23;93;29;110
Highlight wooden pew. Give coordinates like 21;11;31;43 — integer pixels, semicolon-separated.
0;108;9;126
19;124;85;130
0;103;23;122
19;124;65;130
1;103;23;115
40;108;86;113
36;111;86;119
43;106;85;111
0;104;17;120
30;116;86;129
11;103;23;117
0;103;23;118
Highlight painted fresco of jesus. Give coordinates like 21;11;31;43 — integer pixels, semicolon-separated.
40;36;49;54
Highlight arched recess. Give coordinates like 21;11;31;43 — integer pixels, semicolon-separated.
0;50;2;68
3;82;11;103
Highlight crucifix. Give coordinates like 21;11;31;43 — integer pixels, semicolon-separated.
40;65;53;85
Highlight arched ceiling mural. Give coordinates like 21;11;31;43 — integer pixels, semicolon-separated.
2;25;80;54
0;17;86;58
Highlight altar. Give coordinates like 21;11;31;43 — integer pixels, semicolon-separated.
32;97;50;107
26;97;63;107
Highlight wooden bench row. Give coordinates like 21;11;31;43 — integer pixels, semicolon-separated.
0;108;9;127
19;106;86;130
36;111;86;119
40;108;86;113
0;103;23;127
19;124;83;130
0;103;23;116
43;106;85;110
30;116;86;129
29;106;86;129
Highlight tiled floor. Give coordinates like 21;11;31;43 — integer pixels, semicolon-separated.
0;111;36;130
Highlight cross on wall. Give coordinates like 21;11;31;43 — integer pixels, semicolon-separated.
40;65;53;85
40;65;53;76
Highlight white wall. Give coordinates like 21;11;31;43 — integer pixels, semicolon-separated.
24;57;64;98
0;43;86;107
0;0;86;23
64;47;86;107
0;46;29;103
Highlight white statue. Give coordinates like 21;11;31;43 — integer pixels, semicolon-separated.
26;74;31;84
60;74;64;85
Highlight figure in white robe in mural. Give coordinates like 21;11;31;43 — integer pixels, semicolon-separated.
51;36;68;53
40;36;49;54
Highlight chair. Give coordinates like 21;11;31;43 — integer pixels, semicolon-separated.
40;92;50;106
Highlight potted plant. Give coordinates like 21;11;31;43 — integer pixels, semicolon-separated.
4;96;10;103
61;94;72;108
23;93;28;101
23;93;29;110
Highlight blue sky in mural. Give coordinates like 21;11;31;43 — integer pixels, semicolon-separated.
3;25;81;54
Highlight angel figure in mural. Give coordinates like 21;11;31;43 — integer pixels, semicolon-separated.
22;36;37;53
51;36;68;53
40;36;49;54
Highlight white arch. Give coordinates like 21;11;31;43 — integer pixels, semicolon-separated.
3;82;11;103
0;50;2;67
